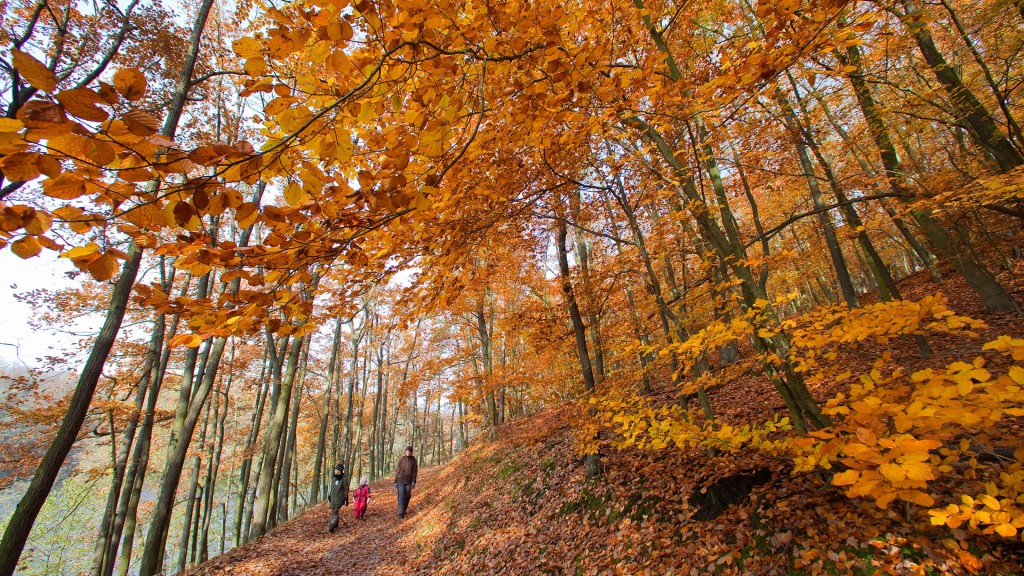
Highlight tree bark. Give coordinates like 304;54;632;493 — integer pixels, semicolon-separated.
248;329;306;539
0;243;142;576
896;0;1023;171
841;31;1020;312
555;217;601;478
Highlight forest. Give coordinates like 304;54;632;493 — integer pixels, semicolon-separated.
1;0;1024;573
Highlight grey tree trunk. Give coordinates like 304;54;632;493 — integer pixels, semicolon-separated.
0;244;143;576
897;0;1023;171
310;317;343;504
555;217;601;479
249;329;306;539
841;30;1020;312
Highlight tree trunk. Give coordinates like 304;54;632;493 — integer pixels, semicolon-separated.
775;87;860;307
0;243;142;576
90;270;170;576
555;217;601;479
248;329;306;539
234;352;269;546
198;370;231;563
841;31;1020;312
897;0;1023;171
311;318;342;504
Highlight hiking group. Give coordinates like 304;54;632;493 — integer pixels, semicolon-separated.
327;446;419;532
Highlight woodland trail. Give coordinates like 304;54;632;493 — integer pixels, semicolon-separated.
188;468;441;576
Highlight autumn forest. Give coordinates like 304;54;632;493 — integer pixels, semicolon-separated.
1;0;1024;573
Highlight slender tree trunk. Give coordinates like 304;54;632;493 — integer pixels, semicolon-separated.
277;341;309;524
841;32;1020;312
234;353;269;547
91;275;169;576
623;118;831;431
775;87;860;307
342;310;367;480
311;318;342;504
249;329;306;539
601;196;655;392
570;190;606;381
896;0;1023;171
555;217;601;479
806;81;939;279
198;371;230;563
0;243;142;576
106;287;183;576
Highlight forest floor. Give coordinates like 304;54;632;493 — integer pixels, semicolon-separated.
187;469;444;576
189;266;1024;575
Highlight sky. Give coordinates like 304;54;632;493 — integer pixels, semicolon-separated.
0;250;91;368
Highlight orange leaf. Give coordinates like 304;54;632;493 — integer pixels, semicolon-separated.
43;173;87;199
36;153;62;178
113;69;147;101
169;333;203;348
11;49;57;92
97;82;120;105
24;211;52;234
123;110;161;137
235;202;259;228
56;88;109;122
0;152;42;181
87;252;120;281
11;236;41;258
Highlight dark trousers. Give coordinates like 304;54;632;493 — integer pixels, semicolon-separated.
396;483;413;517
329;505;342;531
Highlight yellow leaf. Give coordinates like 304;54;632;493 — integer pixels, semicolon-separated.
11;236;41;258
62;242;100;260
903;462;933;482
169;333;203;348
879;463;905;483
994;523;1017;537
264;97;296;116
232;37;263;59
0;118;25;132
900;490;934;507
1009;366;1024;385
245;57;267;76
283;181;309;206
12;48;57;92
979;494;1001;510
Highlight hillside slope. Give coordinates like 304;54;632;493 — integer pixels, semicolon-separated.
188;272;1024;576
189;403;1023;575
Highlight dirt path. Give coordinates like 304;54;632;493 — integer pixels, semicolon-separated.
189;468;440;576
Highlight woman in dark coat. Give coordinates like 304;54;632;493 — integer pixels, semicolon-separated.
394;446;418;519
327;463;348;532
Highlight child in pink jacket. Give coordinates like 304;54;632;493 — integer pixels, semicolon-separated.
353;477;371;519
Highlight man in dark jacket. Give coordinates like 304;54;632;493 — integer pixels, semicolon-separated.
394;446;418;519
327;463;348;532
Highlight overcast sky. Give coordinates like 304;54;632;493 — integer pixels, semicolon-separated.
0;250;88;368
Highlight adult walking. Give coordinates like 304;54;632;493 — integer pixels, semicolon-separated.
327;463;348;532
394;446;418;519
